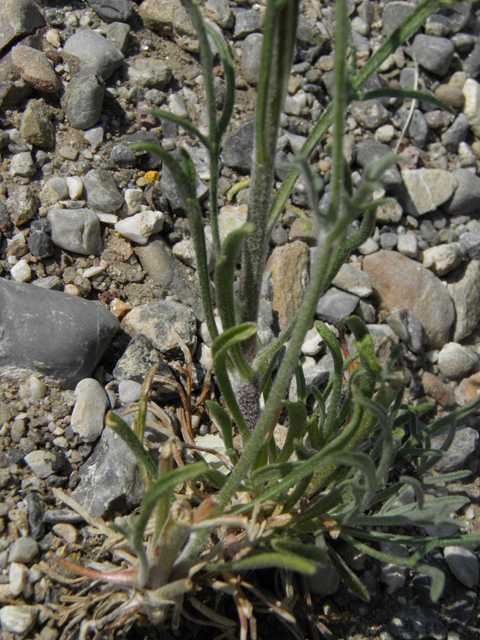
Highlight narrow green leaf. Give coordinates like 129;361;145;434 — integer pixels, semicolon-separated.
271;538;328;566
398;476;425;510
204;22;235;139
330;452;378;492
180;147;197;194
327;547;370;602
145;108;210;149
106;411;158;487
208;552;317;575
353;88;455;113
279;400;308;464
206;400;236;462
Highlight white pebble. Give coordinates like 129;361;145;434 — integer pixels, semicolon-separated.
66;176;84;200
9;563;29;597
10;260;32;283
84;126;104;151
71;378;109;442
0;605;38;634
124;188;145;214
115;210;164;244
29;376;47;399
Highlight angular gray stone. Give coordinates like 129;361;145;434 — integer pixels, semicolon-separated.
382;2;415;37
24;450;58;479
401;169;458;216
71;423;145;518
444;546;479;589
397;233;418;258
363;250;454;349
443;170;480;216
447;260;480;341
138;0;195;37
396;108;430;149
48;208;103;255
86;0;132;23
104;21;131;51
126;58;172;88
83;169;124;212
380;541;409;594
438;342;479;379
412;34;454;76
316;287;359;324
441;113;469;151
431;426;478;472
234;10;261;38
331;263;372;298
459;231;480;260
0;279;119;388
64;71;105;130
123;299;197;356
351;100;390;130
386;309;424;353
355;140;402;188
62;29;124;81
221;120;255;173
20;99;55;148
8;537;38;563
10;152;35;177
0;0;45;51
71;378;109;442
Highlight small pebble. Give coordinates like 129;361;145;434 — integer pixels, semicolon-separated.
0;605;38;635
9;563;29;597
8;537;39;564
52;523;78;544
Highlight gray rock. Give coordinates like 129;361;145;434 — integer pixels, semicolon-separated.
355;140;402;188
86;0;132;23
24;493;45;541
363;250;454;349
0;279;119;388
221;120;255;173
138;0;195;38
6;185;38;226
48;208;103;255
377;199;403;224
316;287;359;324
423;243;464;276
126;58;172;88
27;230;54;259
113;333;177;395
401;168;458;216
104;21;131;51
380;232;398;250
459;231;480;260
40;177;69;205
135;236;205;320
444;546;479;589
0;0;45;51
386;309;424;353
11;44;60;94
396;108;430;148
447;260;480;341
397;233;418;258
241;33;263;85
24;450;58;479
331;263;372;297
412;34;454;76
234;10;261;38
463;37;480;79
20;98;55;149
389;604;447;640
124;129;162;170
10;152;35;177
431;426;479;472
443;170;480;216
63;71;105;130
62;29;124;81
441;113;469;151
123;299;197;356
111;143;137;167
419;219;440;246
0;606;37;635
8;537;38;563
438;342;479;379
308;561;340;596
83;169;124;212
350;100;390;130
71;378;109;442
71;423;145;518
289;364;330;402
205;0;233;28
382;2;415;37
380;541;409;594
118;380;142;404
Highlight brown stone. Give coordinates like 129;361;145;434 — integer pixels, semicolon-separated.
435;84;465;109
421;372;456;408
454;372;480;406
264;241;310;330
362;250;454;349
11;45;60;93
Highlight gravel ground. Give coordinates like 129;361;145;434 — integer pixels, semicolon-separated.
2;0;480;638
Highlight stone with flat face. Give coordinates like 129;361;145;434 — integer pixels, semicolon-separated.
363;250;454;349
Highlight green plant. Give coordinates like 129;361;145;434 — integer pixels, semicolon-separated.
52;0;480;637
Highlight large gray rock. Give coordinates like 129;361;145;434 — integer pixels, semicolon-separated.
401;169;458;216
0;280;119;388
63;72;105;130
382;2;415;37
221;120;255;174
411;34;454;76
363;250;454;349
438;342;479;379
86;0;132;23
0;0;45;51
316;287;359;324
62;29;124;81
431;426;479;472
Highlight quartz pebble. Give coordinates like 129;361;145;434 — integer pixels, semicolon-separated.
0;605;37;635
71;378;109;442
114;210;164;244
9;562;29;597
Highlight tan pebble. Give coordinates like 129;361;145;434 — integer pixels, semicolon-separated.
136;177;149;187
52;523;78;544
11;45;60;94
64;284;81;296
45;29;62;48
110;299;133;318
455;372;480;406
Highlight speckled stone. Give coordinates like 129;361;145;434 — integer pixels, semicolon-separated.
11;45;60;93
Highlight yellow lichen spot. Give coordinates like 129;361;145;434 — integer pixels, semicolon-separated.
144;171;160;183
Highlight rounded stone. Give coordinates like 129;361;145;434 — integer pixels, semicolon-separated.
47;208;103;255
241;33;264;85
11;44;60;93
438;342;479;379
71;378;109;442
82;169;124;212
